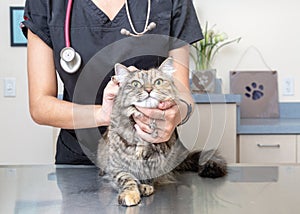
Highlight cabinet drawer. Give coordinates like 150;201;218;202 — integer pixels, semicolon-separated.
239;135;296;163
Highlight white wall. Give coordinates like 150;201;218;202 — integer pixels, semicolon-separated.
1;0;299;164
0;0;54;164
194;0;300;101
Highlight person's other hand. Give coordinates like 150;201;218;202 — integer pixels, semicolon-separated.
100;66;137;125
133;100;182;143
100;78;120;125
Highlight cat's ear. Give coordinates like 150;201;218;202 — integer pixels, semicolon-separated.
158;57;175;77
114;63;130;83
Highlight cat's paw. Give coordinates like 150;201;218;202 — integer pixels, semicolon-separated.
118;190;141;207
138;184;154;196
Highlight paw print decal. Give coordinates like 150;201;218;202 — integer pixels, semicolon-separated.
245;82;264;101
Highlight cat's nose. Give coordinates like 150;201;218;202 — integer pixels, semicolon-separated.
145;87;153;93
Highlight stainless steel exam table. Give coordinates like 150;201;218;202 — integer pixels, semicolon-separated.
0;164;299;214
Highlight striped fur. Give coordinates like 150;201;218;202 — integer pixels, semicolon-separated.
97;58;227;206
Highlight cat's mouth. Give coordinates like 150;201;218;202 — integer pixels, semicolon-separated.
133;97;160;108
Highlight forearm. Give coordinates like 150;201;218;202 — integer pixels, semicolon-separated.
169;45;195;124
27;30;110;129
29;95;108;129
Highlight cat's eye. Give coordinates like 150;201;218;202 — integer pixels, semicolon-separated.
154;78;164;86
131;80;142;88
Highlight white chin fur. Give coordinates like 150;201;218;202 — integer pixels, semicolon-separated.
133;98;159;108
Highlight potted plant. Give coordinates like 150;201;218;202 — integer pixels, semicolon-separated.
190;22;241;93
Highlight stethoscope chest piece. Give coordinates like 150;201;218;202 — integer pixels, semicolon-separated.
60;47;81;74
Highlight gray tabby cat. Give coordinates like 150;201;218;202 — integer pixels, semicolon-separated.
97;57;227;207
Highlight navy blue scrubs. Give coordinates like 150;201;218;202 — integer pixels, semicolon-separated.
22;0;203;165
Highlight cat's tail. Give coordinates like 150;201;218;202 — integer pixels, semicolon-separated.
175;150;227;178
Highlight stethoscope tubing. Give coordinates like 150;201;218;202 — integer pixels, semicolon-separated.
65;0;73;47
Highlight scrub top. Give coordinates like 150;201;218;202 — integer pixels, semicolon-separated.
22;0;203;165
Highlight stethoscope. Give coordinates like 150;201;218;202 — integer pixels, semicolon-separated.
60;0;156;74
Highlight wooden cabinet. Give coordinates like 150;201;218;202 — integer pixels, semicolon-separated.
237;103;300;164
238;135;297;163
179;103;237;163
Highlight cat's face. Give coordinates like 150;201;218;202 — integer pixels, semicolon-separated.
115;57;177;108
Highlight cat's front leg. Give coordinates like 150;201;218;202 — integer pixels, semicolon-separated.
115;172;141;206
125;106;151;159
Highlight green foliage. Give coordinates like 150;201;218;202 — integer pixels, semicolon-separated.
191;22;242;70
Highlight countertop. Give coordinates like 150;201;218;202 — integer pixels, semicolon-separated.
192;93;241;104
238;118;300;134
238;103;300;134
1;164;300;214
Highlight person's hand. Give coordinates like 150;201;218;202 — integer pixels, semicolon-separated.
99;66;137;126
100;78;120;125
133;100;183;143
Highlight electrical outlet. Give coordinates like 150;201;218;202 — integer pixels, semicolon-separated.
4;78;16;97
282;77;294;96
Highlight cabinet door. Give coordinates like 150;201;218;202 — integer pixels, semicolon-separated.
239;135;297;163
178;104;237;163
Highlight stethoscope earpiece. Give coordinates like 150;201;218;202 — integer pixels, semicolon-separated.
120;28;131;36
146;22;156;31
60;47;82;74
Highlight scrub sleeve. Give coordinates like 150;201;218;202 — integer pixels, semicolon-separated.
21;0;203;165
